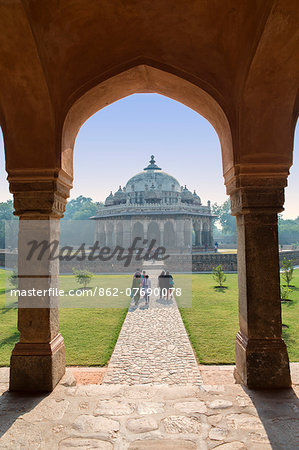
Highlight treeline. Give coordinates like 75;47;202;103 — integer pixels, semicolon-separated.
212;199;299;246
0;196;103;248
63;195;103;220
278;216;299;245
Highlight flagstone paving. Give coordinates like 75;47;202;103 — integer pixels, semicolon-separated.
1;264;298;449
102;266;202;385
0;365;298;449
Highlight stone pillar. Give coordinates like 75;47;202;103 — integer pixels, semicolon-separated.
143;220;148;239
201;221;207;246
198;220;203;246
187;218;193;248
161;220;165;247
208;219;213;246
229;184;291;388
176;219;184;251
9;172;71;392
196;229;201;246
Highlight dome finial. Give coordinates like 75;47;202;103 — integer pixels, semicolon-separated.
144;155;162;171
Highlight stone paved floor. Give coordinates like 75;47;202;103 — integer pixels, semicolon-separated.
103;265;202;385
0;365;298;449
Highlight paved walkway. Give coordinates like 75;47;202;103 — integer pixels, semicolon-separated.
0;365;298;449
103;264;202;385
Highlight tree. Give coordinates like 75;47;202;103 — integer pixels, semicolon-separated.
73;268;94;288
278;216;299;245
281;258;294;287
280;285;292;301
212;199;236;235
0;200;17;248
63;196;102;220
60;196;103;247
212;265;227;288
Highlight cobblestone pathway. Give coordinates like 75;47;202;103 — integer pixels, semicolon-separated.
103;264;202;385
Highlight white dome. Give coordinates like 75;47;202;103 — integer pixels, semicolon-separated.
125;156;180;194
126;170;181;193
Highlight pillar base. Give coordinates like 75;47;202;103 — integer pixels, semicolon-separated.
9;333;65;392
234;331;291;389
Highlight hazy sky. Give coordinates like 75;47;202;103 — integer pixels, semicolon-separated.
0;93;298;218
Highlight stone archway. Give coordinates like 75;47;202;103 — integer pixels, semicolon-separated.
147;221;161;246
164;221;176;249
61;65;234;180
8;63;294;390
1;0;297;390
184;220;192;247
202;222;209;246
193;221;201;247
132;221;144;242
8;62;294;390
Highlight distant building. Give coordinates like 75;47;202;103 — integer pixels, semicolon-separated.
92;156;215;251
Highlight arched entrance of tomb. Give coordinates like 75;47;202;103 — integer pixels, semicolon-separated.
184;220;192;248
147;221;161;246
193;221;201;247
202;223;209;246
5;55;296;391
132;221;144;242
164;221;176;249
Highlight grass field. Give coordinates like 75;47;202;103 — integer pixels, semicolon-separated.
180;270;299;364
0;270;129;366
0;269;298;366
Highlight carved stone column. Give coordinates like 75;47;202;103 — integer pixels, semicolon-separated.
228;180;291;388
8;170;71;391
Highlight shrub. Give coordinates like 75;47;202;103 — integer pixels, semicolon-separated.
73;269;93;288
8;270;18;288
281;285;292;301
212;265;227;287
281;257;294;287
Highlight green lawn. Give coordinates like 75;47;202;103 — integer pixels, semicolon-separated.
0;269;298;366
0;270;129;366
180;270;299;364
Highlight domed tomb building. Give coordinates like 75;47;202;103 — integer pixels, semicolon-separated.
92;156;214;251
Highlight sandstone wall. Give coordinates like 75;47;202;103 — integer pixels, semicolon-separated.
1;250;299;273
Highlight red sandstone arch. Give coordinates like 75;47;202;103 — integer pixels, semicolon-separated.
61;65;234;181
2;1;298;392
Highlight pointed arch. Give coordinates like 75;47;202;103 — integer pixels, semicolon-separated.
61;64;234;180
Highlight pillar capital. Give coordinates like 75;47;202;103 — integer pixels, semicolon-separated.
225;165;288;216
229;187;285;216
7;169;72;218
